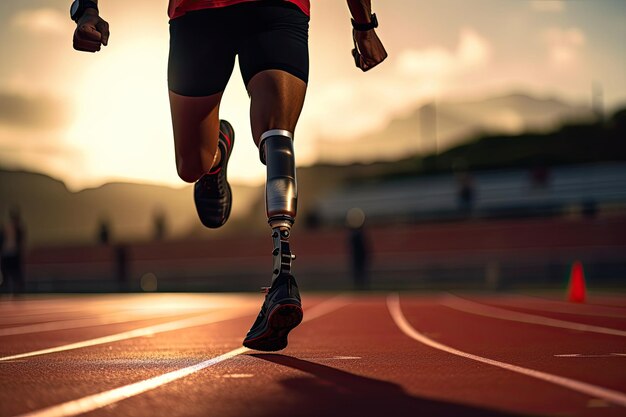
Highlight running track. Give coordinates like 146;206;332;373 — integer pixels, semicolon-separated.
1;293;625;417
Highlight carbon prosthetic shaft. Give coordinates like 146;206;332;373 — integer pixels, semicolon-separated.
260;131;298;279
261;133;297;229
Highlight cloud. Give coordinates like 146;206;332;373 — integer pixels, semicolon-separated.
397;28;491;78
303;29;493;140
397;48;452;77
457;29;492;67
11;8;67;35
543;27;586;66
530;0;565;13
0;92;71;129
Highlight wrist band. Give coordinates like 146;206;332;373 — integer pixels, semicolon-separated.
351;13;378;31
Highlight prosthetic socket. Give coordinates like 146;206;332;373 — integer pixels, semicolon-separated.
260;130;298;281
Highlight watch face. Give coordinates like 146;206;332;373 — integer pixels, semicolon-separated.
70;1;80;19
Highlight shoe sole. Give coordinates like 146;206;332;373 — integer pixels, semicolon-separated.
219;121;234;227
243;303;303;352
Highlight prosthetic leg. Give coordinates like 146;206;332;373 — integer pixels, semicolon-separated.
259;129;298;283
242;129;302;351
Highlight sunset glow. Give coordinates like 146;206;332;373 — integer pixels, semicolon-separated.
0;0;624;190
66;39;175;188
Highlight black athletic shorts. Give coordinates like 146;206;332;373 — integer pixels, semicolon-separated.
168;1;309;97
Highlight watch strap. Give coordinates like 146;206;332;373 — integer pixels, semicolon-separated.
351;13;378;31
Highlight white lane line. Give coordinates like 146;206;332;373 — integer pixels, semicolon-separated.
0;295;230;321
555;353;626;358
0;309;252;362
300;356;362;360
504;296;626;319
442;294;626;337
0;302;223;326
11;295;349;417
387;293;626;408
0;311;212;337
304;295;349;322
526;293;626;309
14;347;249;417
0;310;101;324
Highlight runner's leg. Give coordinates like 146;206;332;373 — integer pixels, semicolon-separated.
168;7;236;183
239;1;309;350
169;92;223;183
241;70;307;351
248;69;306;267
168;8;237;227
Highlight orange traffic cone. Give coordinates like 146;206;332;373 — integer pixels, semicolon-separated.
567;261;586;303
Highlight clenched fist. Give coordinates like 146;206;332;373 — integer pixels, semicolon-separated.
73;9;109;52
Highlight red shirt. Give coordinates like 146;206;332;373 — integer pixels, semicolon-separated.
168;0;310;19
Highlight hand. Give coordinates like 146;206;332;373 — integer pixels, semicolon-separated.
351;29;387;72
73;10;110;53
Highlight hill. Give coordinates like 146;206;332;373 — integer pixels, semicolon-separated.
316;93;594;163
0;170;262;245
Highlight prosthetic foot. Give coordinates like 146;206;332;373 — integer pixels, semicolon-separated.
243;130;303;351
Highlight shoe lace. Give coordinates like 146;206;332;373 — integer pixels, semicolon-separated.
201;171;225;194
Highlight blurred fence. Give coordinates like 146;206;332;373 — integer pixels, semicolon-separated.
17;216;626;292
316;163;626;224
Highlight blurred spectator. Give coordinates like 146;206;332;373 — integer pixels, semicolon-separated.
98;218;111;245
115;245;129;292
153;209;167;241
457;172;475;215
530;164;550;189
304;211;321;230
582;199;598;219
0;207;26;294
346;208;370;290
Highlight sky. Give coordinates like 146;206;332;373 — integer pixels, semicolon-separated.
0;0;625;190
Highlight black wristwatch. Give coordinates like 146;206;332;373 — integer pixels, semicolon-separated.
351;13;378;31
70;0;98;22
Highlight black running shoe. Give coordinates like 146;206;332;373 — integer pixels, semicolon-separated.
243;274;303;351
194;120;235;228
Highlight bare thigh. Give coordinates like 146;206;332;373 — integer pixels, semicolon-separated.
168;91;223;183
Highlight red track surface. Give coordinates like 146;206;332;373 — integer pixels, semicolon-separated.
0;292;624;417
